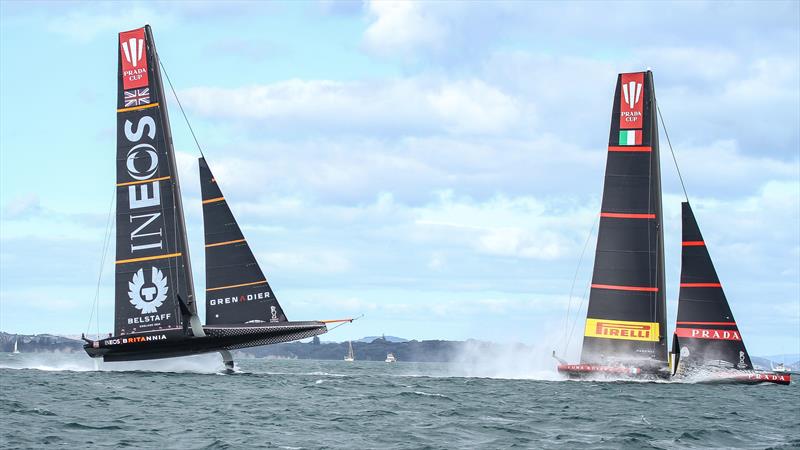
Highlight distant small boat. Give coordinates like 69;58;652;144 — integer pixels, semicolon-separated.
344;341;354;362
773;362;789;374
12;338;20;354
385;353;396;363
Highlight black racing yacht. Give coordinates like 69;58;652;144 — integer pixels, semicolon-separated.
83;25;349;370
557;71;670;380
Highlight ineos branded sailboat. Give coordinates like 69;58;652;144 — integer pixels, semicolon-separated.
83;25;350;370
670;203;790;385
557;71;669;380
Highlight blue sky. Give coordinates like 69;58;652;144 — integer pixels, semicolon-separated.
0;1;798;357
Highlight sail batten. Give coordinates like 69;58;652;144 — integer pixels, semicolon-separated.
579;71;667;368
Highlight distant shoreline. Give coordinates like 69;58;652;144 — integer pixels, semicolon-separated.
2;332;798;369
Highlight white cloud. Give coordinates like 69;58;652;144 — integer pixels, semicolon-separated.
181;77;523;136
363;1;447;57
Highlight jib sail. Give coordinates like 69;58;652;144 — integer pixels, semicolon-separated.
114;26;196;336
199;157;287;325
580;71;667;368
672;202;752;372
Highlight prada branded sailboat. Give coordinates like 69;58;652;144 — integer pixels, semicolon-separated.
558;71;669;379
83;26;350;369
555;71;789;384
670;203;790;385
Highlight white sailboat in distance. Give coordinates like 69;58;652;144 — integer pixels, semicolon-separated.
344;341;354;362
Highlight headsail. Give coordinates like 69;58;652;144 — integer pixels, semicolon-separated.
580;71;667;368
199;157;287;325
672;202;752;372
114;26;196;336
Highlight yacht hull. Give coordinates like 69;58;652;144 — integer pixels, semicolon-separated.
675;370;791;386
83;321;327;362
557;363;669;381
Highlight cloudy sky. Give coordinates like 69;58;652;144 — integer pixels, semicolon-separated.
1;1;798;357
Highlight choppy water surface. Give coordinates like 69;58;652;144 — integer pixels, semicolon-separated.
1;353;798;449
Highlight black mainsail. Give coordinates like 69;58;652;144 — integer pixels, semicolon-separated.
84;25;348;368
113;25;195;336
200;157;286;325
559;71;667;377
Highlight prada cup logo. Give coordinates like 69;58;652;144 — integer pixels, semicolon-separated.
122;37;144;67
622;80;642;109
128;267;168;314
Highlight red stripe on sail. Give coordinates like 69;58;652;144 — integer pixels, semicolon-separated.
600;212;656;219
680;283;722;288
608;146;652;152
682;241;705;246
591;284;659;292
676;321;737;326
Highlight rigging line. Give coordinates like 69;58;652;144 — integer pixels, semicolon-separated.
86;186;116;337
566;275;593;358
159;59;205;158
561;213;599;355
656;101;689;203
325;314;363;333
564;216;599;356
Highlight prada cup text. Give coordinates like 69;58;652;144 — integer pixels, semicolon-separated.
123;67;146;85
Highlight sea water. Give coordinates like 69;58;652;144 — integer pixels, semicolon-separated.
1;353;798;449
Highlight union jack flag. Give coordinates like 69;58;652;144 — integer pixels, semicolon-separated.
124;88;150;107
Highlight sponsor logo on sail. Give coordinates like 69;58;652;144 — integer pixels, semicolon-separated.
119;28;149;90
675;327;742;341
209;290;271;306
622;80;642;109
128;267;168;314
584;318;660;342
121;37;144;67
738;351;748;369
270;306;278;323
619;72;644;130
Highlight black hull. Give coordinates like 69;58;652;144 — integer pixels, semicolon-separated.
84;321;326;362
557;363;670;381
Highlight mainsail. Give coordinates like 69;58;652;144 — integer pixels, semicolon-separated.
114;26;196;336
580;71;667;369
199;157;287;325
672;202;752;372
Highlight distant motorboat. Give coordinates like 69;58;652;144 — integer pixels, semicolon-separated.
344;341;354;362
385;353;396;363
772;362;789;374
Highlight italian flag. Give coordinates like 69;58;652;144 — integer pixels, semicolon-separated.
619;130;642;145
